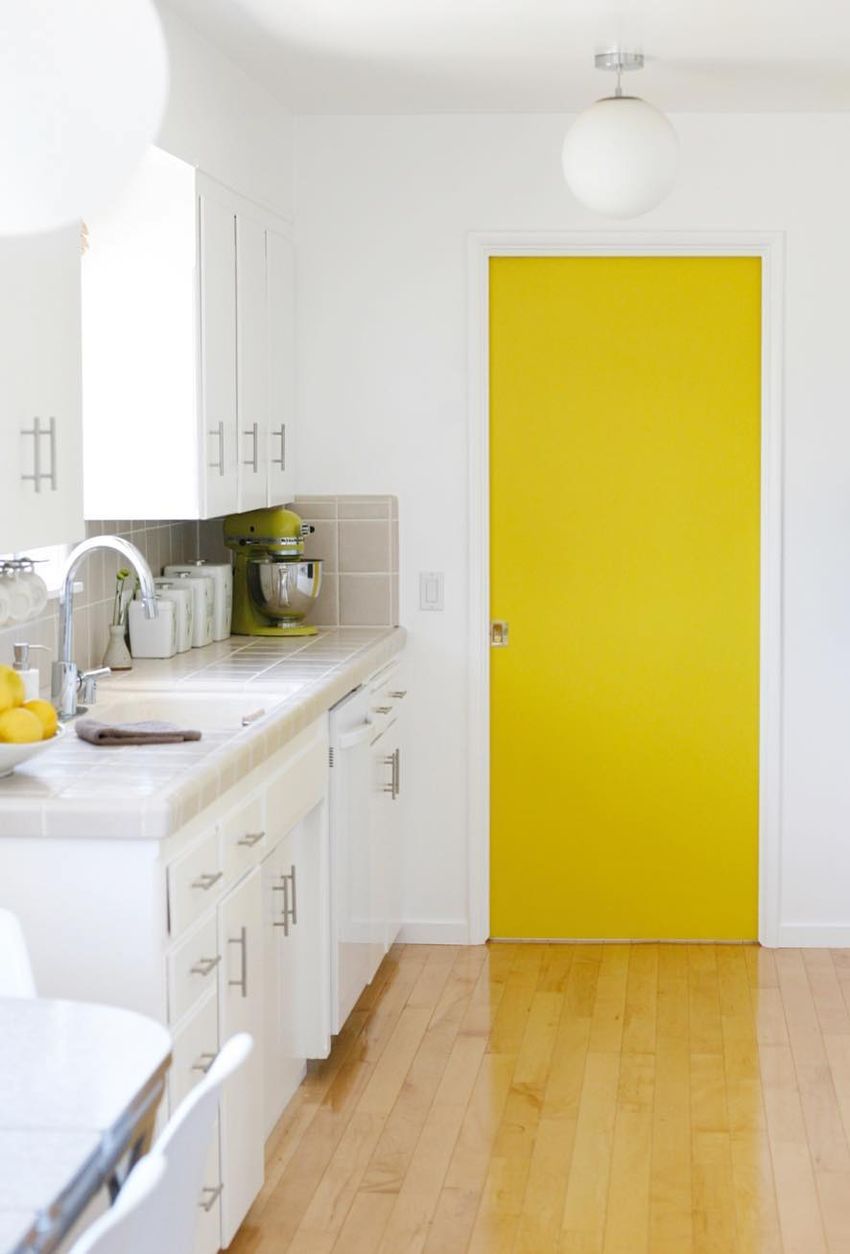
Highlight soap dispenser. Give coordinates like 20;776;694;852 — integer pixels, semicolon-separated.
13;642;46;701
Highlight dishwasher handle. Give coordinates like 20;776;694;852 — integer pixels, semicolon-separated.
338;721;373;750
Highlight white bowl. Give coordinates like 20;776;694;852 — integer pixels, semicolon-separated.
0;722;65;777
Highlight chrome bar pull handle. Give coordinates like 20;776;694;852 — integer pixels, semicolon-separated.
191;871;223;892
383;754;395;793
191;1051;218;1074
190;955;221;977
243;421;259;472
21;417;57;492
393;747;401;800
272;876;289;935
288;864;297;926
46;416;57;491
198;1184;223;1212
388;690;407;700
209;421;225;476
237;831;265;847
271;423;286;469
228;926;248;997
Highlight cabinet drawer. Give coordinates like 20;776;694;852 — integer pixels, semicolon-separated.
169;989;219;1111
265;734;326;842
369;662;407;736
168;828;224;938
167;914;220;1026
195;1118;222;1254
220;791;267;886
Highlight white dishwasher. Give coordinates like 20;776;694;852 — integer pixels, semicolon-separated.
329;683;378;1034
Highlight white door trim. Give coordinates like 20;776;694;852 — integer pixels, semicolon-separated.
467;230;786;946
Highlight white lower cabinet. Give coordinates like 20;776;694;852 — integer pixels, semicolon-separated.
263;804;332;1138
0;655;407;1253
217;866;265;1246
329;662;408;1033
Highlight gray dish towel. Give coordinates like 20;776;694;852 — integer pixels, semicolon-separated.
75;719;202;746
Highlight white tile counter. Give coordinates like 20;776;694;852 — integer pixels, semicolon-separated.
0;628;404;841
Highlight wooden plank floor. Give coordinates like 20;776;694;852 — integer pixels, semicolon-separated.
229;942;850;1253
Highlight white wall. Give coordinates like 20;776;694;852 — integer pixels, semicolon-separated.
294;112;850;945
157;5;294;219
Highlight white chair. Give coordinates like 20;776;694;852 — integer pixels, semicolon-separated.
0;907;36;997
67;1154;167;1254
69;1033;253;1254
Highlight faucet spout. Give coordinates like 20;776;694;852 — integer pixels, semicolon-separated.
52;535;158;720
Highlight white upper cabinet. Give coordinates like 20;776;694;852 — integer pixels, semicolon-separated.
266;230;296;507
236;214;269;512
82;146;295;521
199;193;238;519
0;225;83;554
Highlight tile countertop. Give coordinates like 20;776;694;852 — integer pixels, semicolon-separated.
0;628;405;842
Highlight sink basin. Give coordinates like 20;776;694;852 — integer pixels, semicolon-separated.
86;691;290;733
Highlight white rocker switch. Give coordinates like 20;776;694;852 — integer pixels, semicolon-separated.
419;572;444;611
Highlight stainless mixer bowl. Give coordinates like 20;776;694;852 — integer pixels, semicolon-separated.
247;558;323;625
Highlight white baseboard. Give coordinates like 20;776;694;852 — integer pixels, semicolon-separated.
397;919;471;944
773;924;850;948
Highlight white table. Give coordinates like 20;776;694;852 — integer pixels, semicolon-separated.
0;999;171;1253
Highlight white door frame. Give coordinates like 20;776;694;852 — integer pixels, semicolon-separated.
467;230;786;946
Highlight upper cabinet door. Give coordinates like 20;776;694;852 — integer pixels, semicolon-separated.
236;215;269;512
0;226;83;554
266;230;296;507
199;193;239;520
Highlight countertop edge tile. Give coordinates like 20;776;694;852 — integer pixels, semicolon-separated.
0;628;405;842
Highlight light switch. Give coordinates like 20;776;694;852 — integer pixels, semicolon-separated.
419;571;444;611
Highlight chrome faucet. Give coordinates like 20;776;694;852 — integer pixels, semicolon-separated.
52;536;158;720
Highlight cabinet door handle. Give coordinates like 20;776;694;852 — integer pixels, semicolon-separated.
288;863;297;926
20;416;57;493
375;705;393;715
393;747;401;800
242;421;259;472
191;1051;218;1074
389;690;407;700
208;421;225;476
228;926;248;998
198;1183;223;1212
383;754;395;794
237;831;265;847
191;871;223;892
271;423;286;469
190;955;221;977
272;875;290;935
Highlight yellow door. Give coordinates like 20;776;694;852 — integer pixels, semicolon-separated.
490;256;761;940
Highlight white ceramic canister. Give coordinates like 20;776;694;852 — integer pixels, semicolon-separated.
168;571;214;648
153;578;193;653
163;561;232;641
128;597;177;659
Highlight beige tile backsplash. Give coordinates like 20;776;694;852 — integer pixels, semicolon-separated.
0;520;198;688
0;497;399;686
196;494;399;629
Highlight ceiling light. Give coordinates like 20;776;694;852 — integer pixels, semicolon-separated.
0;0;168;236
562;51;678;219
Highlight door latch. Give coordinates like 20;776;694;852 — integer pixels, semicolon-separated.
490;620;509;647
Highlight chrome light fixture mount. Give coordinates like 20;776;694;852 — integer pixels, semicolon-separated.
562;48;678;218
593;49;645;88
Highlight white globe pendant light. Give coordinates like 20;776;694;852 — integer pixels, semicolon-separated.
562;51;677;218
0;0;168;236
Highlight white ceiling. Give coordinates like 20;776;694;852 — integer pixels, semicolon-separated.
160;0;850;114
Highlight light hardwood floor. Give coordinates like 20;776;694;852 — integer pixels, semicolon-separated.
229;941;850;1253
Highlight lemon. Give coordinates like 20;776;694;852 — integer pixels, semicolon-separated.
0;708;43;744
24;699;58;741
0;665;25;714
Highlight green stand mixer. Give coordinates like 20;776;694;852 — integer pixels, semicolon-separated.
224;506;323;637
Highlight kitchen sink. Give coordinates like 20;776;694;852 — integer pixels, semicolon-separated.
86;691;292;733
